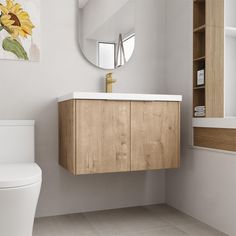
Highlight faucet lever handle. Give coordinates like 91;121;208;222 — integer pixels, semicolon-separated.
105;73;116;93
106;73;116;83
106;72;113;78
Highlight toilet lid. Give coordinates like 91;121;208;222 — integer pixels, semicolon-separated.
0;163;42;189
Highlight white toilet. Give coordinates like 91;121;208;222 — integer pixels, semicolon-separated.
0;120;42;236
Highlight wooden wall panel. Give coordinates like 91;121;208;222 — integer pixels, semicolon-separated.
194;127;236;152
76;100;131;175
206;26;224;117
206;0;224;27
58;100;76;174
131;102;180;171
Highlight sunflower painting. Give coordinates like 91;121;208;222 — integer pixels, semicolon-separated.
0;0;40;61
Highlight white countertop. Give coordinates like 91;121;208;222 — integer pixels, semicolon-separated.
193;118;236;129
58;92;182;102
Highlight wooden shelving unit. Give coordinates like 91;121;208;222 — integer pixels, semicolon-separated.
192;0;236;152
193;0;206;117
192;0;224;118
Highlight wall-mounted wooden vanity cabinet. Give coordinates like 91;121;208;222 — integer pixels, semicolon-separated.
58;93;182;175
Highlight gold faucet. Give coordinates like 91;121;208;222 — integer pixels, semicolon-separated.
105;73;116;93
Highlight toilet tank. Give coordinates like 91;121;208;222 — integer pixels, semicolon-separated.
0;120;35;163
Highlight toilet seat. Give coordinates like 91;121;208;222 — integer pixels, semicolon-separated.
0;163;42;189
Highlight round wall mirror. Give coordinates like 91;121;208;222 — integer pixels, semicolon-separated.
78;0;136;70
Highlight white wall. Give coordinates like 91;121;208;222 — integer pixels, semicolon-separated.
225;36;236;117
0;0;167;217
225;0;236;27
165;0;236;235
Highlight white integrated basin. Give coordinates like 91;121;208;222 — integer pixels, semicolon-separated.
58;92;182;102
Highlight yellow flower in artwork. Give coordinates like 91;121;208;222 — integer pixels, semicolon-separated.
0;0;34;38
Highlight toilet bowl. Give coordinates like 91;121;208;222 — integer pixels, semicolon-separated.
0;120;42;236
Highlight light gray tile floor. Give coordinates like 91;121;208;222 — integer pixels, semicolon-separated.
33;204;228;236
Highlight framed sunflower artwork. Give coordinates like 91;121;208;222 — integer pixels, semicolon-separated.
0;0;40;61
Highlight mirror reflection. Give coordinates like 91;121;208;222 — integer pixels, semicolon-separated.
78;0;136;70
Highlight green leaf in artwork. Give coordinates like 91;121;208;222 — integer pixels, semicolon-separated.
0;26;3;31
2;37;29;60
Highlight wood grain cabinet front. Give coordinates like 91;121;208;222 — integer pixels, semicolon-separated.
75;100;131;175
131;102;180;171
59;100;180;175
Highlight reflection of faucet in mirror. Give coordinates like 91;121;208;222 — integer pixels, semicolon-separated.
105;73;116;93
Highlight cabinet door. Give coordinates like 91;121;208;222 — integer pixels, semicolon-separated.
131;102;180;171
76;100;131;174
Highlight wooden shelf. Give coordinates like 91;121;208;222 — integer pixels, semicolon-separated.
194;25;206;33
193;56;205;62
194;86;205;90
